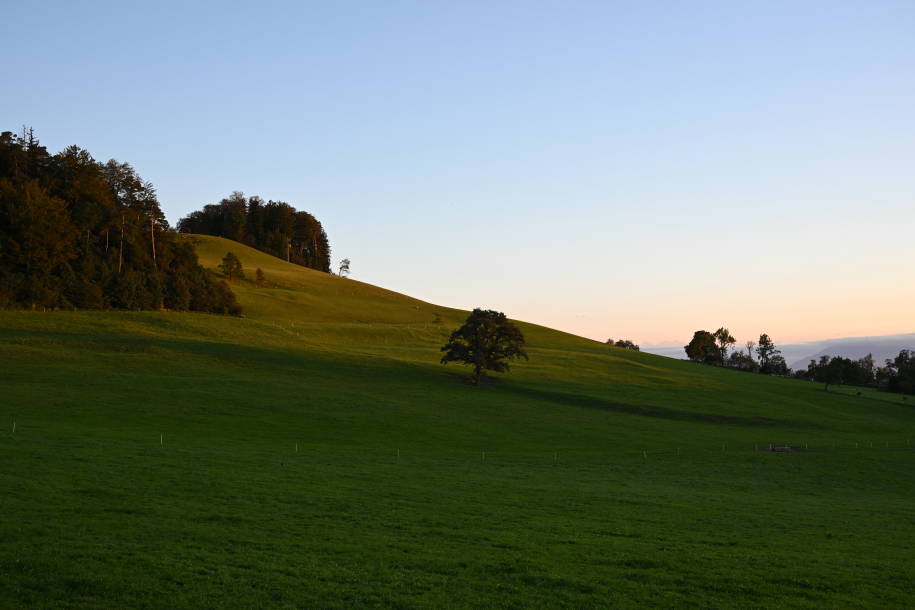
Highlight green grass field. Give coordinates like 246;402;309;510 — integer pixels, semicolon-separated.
2;235;913;607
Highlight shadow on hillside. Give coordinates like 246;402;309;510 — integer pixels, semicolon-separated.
497;383;780;426
0;327;375;375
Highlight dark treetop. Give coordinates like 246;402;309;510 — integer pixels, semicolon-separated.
178;192;331;273
0;128;239;314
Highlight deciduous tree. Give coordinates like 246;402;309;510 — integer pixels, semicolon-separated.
713;327;736;360
218;252;244;280
685;330;721;364
441;308;528;384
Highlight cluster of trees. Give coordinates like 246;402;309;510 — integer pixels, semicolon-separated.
685;328;788;375
0;129;240;314
606;338;640;351
684;325;915;395
797;350;915;394
177;192;331;273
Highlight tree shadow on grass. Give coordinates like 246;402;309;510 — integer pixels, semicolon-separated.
494;382;785;426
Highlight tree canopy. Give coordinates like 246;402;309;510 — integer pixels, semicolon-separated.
178;192;331;273
0;128;240;314
685;330;721;364
441;308;528;384
755;334;786;374
713;327;736;360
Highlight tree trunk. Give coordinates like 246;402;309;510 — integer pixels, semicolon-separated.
118;214;125;273
150;217;157;269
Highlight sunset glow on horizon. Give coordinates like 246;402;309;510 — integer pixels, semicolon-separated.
4;1;912;347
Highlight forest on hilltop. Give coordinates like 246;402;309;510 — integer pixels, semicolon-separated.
0;128;240;314
178;193;331;273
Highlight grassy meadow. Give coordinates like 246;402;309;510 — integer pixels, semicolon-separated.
1;235;913;607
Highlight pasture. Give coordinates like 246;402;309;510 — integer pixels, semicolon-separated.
1;236;912;607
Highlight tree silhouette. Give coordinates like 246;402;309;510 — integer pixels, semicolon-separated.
684;330;721;364
755;333;780;372
441;308;528;384
713;327;736;360
178;194;331;272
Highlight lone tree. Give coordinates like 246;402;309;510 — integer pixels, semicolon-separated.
441;308;528;384
338;258;350;277
218;252;244;281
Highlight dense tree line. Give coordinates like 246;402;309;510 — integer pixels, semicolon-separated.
685;328;788;375
796;351;915;394
0;129;240;313
177;192;331;272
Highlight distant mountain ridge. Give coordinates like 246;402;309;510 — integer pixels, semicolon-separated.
643;333;915;370
782;334;915;370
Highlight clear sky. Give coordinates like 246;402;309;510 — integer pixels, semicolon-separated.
3;1;913;347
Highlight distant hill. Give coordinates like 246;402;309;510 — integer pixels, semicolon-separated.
785;334;915;370
644;333;915;369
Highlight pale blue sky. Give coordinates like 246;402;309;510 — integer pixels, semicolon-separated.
4;1;914;345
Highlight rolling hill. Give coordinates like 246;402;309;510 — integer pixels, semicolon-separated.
1;234;913;607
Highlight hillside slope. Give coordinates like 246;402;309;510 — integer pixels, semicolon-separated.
0;234;913;607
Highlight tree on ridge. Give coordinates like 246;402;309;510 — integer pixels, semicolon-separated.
685;330;721;364
713;327;736;360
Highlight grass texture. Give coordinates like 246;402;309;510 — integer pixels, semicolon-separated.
1;235;913;607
